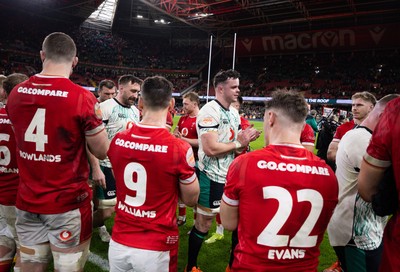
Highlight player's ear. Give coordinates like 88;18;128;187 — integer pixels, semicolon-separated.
169;98;175;111
72;56;78;68
40;50;45;62
138;96;144;110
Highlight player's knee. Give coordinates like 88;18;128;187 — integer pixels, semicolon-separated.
19;244;51;264
53;247;89;272
98;198;116;209
0;235;16;262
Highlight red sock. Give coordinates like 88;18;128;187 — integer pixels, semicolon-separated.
216;213;222;225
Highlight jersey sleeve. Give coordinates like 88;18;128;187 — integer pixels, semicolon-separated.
197;107;219;137
301;124;316;146
222;157;245;207
178;141;197;185
80;91;104;136
364;102;395;168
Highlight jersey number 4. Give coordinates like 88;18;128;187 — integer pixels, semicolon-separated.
257;186;323;248
25;108;48;152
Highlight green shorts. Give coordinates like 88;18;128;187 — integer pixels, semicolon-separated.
197;170;224;210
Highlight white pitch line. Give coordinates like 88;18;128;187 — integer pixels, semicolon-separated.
88;251;109;271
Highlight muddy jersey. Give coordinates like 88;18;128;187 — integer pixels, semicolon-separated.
197;100;241;183
177;114;198;160
363;97;400;272
99;98;140;168
0;107;19;205
223;144;338;271
108;123;196;251
6;74;104;214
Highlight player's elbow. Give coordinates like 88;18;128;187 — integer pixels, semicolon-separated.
220;203;238;231
180;182;200;207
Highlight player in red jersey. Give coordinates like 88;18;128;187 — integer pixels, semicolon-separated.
107;76;199;272
301;123;316;153
358;97;400;272
0;73;28;272
327;92;376;163
6;32;109;272
173;92;200;226
221;90;338;271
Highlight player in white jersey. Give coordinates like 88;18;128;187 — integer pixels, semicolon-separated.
92;75;142;242
186;70;260;272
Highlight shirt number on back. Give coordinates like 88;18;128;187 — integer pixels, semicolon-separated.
25;108;48;152
0;133;11;165
257;186;323;248
124;162;147;207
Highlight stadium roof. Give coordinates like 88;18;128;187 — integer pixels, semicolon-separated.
1;0;399;38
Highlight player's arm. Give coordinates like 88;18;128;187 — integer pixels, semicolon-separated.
327;140;339;162
358;159;386;202
179;176;199;207
220;200;238;231
303;144;314;153
86;145;106;188
86;129;109;160
201;127;258;157
181;137;199;148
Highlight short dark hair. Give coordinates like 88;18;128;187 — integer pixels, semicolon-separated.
183;92;199;105
265;89;308;123
141;76;173;110
98;79;115;91
118;75;143;86
42;32;76;63
213;69;240;89
352;91;377;106
3;73;29;96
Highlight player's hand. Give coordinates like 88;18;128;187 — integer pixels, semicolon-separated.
237;126;260;146
173;131;182;138
92;167;106;189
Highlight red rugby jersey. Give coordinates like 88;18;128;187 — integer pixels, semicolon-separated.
6;74;104;213
223;144;338;271
0;107;19;205
108;123;196;251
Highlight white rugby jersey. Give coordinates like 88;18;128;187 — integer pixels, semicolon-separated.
100;98;140;168
197;100;241;183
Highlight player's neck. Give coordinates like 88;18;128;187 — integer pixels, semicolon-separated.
140;109;168;128
189;109;199;117
269;128;302;146
40;63;71;78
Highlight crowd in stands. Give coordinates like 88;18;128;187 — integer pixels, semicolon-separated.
1;21;399;103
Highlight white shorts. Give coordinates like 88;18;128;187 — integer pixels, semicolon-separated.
108;239;177;272
16;202;92;248
0;205;17;241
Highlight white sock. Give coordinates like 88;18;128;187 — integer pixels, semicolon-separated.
99;225;107;231
216;224;224;235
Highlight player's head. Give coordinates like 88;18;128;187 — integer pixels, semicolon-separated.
41;32;77;66
351;91;376;123
365;94;399;130
3;73;29;98
182;92;199;115
98;79;116;102
213;69;240;104
264;89;308;145
117;75;143;106
140;76;174;111
231;95;243;111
